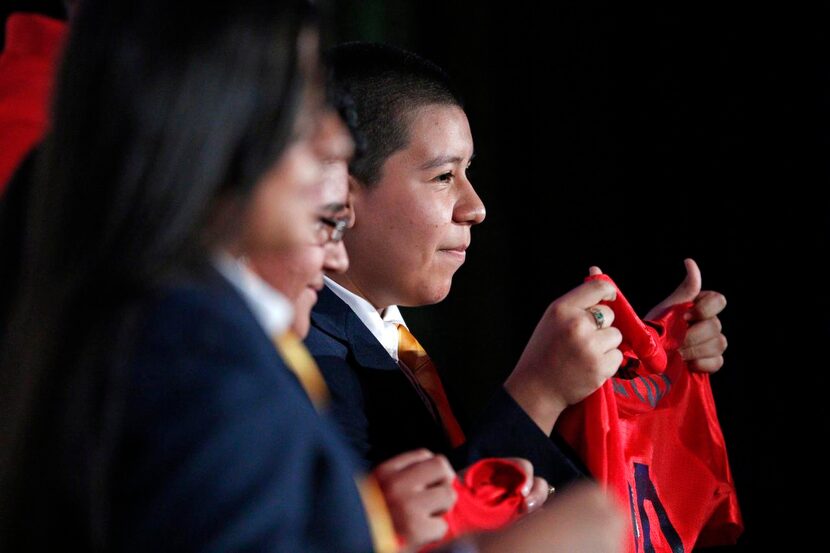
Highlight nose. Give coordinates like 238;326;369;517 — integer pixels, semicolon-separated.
452;174;486;225
323;241;349;274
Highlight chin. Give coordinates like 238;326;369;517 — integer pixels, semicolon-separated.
407;278;453;307
292;294;316;338
291;319;310;339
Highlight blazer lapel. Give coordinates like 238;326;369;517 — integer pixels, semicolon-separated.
311;286;401;372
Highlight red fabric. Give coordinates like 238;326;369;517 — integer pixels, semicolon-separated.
420;458;527;551
0;13;67;195
557;274;743;552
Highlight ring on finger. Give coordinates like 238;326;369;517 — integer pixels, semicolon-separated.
588;307;605;330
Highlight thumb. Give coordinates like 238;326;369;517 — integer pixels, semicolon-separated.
588;266;603;276
645;258;702;320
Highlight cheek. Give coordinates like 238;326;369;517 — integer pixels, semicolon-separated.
382;194;448;254
294;248;326;284
407;205;453;265
245;146;323;252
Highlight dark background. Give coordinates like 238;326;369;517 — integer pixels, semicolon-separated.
3;0;827;549
331;1;830;550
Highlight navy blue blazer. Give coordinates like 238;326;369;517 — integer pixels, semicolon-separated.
306;285;588;488
109;270;374;552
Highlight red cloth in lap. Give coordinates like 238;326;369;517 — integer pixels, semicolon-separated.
557;274;743;552
419;458;527;551
446;458;526;535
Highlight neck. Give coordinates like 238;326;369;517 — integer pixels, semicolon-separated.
327;272;387;315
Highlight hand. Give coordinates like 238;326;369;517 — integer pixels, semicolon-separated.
472;482;626;553
460;457;550;514
373;449;457;550
644;258;728;373
505;277;623;435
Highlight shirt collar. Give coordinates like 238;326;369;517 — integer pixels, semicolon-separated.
213;251;293;337
324;276;407;361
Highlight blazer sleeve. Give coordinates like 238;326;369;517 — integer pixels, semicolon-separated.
452;387;589;488
113;291;372;553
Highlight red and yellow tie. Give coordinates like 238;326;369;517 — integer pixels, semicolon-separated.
396;324;466;448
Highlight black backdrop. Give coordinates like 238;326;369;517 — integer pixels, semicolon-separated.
2;0;827;549
333;1;830;549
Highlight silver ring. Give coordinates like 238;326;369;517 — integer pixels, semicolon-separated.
589;307;605;330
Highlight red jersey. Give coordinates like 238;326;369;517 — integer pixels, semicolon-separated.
557;274;743;552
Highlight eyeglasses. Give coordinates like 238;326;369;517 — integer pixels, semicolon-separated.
314;216;348;245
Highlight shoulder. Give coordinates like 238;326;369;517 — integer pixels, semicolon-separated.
126;274;295;414
135;275;271;365
306;319;350;358
113;275;376;551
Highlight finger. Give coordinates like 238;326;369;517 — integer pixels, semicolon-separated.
568;279;617;309
688;290;727;321
587;304;615;330
524;477;550;513
588;266;603;276
393;455;455;493
645;258;702;320
684;317;722;346
418;484;459;516
603;348;624;377
596;327;623;354
681;258;703;299
679;334;728;362
373;448;434;480
688;355;725;374
500;458;534;495
402;517;449;549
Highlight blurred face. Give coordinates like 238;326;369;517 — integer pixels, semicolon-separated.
332;103;485;309
250;134;352;338
241;102;351;256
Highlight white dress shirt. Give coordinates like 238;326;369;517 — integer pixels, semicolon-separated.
324;276;408;361
213;252;293;338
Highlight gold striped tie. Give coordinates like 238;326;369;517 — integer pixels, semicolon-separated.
272;331;399;552
396;324;466;448
273;330;330;410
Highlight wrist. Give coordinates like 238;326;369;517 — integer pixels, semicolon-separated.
503;371;566;435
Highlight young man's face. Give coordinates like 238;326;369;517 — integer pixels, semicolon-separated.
342;103;485;308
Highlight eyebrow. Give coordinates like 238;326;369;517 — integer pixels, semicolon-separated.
418;152;476;171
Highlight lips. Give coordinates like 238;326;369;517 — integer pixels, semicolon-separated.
439;240;469;253
438;244;468;264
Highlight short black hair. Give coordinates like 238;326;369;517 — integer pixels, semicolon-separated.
324;42;463;186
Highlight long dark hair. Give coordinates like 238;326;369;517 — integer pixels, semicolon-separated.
0;0;316;547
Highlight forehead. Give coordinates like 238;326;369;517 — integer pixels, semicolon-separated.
398;104;474;165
